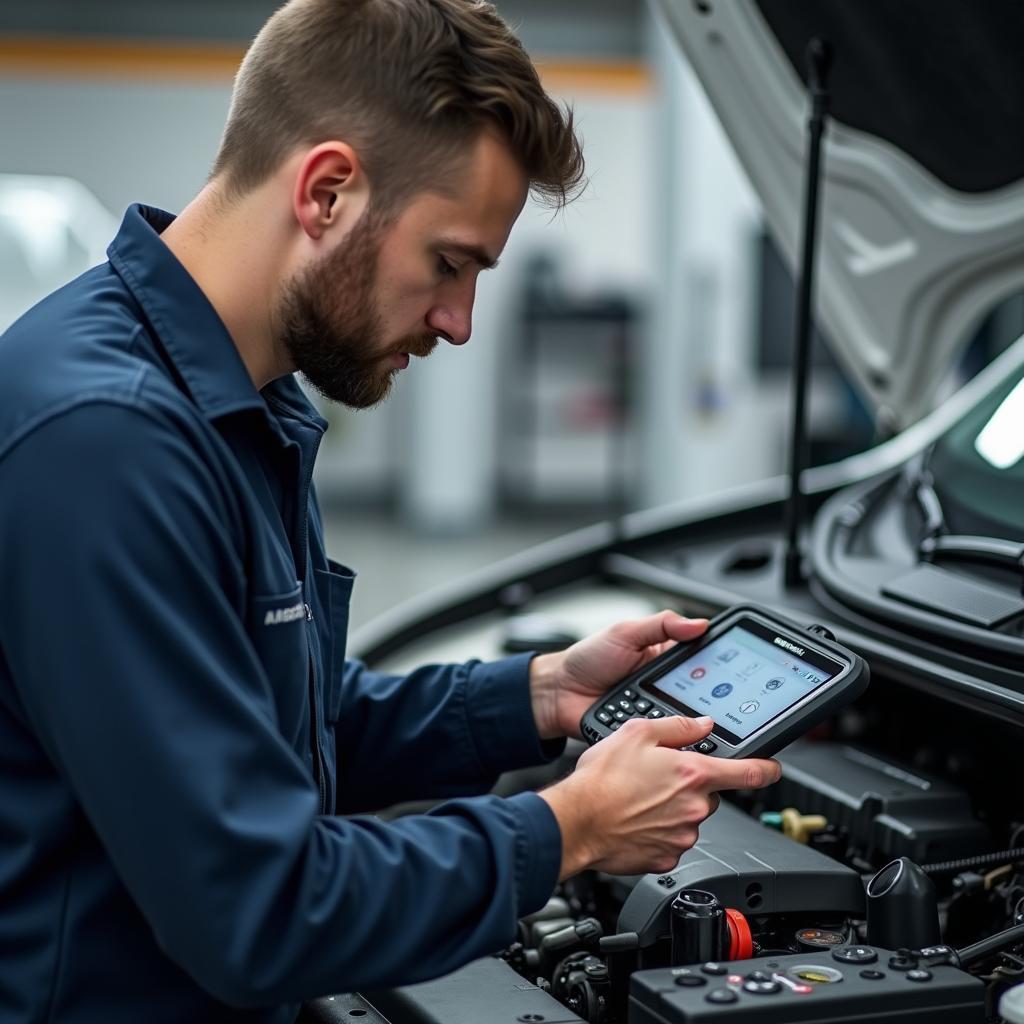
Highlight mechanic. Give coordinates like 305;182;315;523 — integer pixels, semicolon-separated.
0;1;781;1021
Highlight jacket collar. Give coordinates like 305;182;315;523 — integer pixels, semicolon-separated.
107;204;325;434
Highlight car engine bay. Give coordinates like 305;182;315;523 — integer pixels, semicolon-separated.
327;588;1024;1024
494;705;1024;1023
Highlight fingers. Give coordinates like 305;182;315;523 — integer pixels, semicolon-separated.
642;714;715;748
613;610;709;651
612;718;781;792
701;756;782;792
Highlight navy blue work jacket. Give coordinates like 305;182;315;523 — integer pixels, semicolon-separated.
0;205;563;1023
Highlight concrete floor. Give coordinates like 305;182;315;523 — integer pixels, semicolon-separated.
321;510;595;631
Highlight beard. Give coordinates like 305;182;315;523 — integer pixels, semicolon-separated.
274;207;438;408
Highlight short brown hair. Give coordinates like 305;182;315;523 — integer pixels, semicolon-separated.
211;0;585;213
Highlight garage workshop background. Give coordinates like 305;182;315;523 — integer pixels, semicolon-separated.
1;0;1020;630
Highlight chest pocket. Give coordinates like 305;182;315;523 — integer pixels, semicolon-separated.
247;585;310;742
313;560;356;724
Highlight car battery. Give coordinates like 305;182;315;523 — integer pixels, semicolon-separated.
628;946;984;1022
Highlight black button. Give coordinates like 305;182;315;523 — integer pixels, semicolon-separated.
610;721;621;731
596;710;613;725
705;989;738;1004
746;971;772;982
694;738;718;754
833;945;878;964
635;699;652;712
603;703;618;716
742;980;781;995
906;969;932;982
860;970;885;980
647;709;665;719
617;699;635;714
614;710;629;722
674;973;706;988
701;962;728;976
888;955;917;972
623;688;638;700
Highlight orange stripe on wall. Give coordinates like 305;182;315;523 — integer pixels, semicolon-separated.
537;60;653;95
0;36;244;82
0;35;652;93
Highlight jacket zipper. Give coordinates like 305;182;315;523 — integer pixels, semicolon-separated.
305;600;327;814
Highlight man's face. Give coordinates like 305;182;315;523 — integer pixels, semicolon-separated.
275;131;529;407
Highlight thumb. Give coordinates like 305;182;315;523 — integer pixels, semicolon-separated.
649;714;714;748
612;611;709;651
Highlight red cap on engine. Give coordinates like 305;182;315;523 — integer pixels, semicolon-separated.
725;908;754;960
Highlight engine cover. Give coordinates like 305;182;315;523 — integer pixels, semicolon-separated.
772;740;989;863
617;802;864;947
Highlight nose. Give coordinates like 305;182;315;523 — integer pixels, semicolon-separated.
426;298;473;346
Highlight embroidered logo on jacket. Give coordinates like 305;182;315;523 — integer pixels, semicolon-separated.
264;603;306;626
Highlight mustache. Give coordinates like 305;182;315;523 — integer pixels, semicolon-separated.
395;334;440;359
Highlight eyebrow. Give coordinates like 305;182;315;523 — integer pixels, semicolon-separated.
438;239;500;271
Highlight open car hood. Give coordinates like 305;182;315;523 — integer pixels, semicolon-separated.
653;0;1024;428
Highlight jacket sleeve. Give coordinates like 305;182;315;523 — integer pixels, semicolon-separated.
332;655;567;814
0;400;562;1007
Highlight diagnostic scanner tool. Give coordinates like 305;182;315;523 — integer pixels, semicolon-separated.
580;605;868;759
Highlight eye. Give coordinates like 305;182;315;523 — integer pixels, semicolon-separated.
438;256;458;279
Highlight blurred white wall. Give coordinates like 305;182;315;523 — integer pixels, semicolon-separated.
642;10;768;509
0;77;229;215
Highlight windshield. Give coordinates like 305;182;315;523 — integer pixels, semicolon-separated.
929;364;1024;540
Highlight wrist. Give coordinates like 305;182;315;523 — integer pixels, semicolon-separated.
539;777;597;880
529;651;566;740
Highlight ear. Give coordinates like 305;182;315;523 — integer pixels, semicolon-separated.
293;142;368;240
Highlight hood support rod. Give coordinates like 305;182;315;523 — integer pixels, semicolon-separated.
784;36;833;588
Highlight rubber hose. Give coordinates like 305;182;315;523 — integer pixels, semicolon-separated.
958;924;1024;967
923;848;1024;876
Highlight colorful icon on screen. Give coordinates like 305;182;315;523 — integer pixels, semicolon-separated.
691;667;707;680
711;683;733;698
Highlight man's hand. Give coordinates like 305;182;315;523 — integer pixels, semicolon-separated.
539;716;781;879
529;610;709;740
